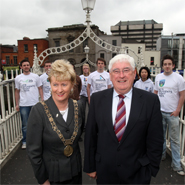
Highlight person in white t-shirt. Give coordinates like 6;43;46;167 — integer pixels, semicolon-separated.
40;60;52;100
79;63;91;131
15;59;43;149
134;66;154;92
154;55;185;176
87;58;112;104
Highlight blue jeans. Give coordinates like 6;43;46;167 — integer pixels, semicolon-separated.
19;106;32;144
162;112;183;171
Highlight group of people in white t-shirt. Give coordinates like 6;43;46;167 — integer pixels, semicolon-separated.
80;58;112;104
15;55;185;176
78;56;185;176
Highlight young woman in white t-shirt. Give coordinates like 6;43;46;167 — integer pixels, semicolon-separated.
79;63;91;131
134;66;154;93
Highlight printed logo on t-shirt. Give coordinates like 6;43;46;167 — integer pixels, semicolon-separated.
23;79;33;83
145;87;148;91
159;79;165;87
84;78;87;82
96;75;105;81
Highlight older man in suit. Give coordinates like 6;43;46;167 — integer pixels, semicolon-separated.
84;54;163;184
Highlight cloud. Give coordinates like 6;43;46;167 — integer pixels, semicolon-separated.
0;0;184;45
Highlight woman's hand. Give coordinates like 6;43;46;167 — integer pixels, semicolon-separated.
87;171;97;179
42;179;50;185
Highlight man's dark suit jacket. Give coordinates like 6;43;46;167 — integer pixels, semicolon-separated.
27;97;83;184
84;87;163;184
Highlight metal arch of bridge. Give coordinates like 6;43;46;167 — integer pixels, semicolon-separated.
33;26;144;74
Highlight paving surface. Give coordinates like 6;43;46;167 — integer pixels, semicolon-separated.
1;133;185;185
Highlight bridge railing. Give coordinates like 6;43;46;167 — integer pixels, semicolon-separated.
0;68;185;170
150;67;185;169
0;70;22;168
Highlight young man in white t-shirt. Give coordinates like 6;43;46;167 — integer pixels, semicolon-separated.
154;55;185;176
40;60;52;100
15;59;43;149
87;58;112;104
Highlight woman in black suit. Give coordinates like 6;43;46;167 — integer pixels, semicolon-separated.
27;59;84;185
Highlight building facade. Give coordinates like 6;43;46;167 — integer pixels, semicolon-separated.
121;42;161;68
157;33;185;70
46;24;105;74
18;37;49;67
95;35;122;69
0;44;18;69
111;20;163;50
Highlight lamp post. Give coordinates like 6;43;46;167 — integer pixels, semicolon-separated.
81;0;96;12
33;0;143;74
84;45;90;62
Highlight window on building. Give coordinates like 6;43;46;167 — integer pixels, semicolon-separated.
55;41;60;47
150;57;154;65
67;35;75;53
112;40;117;46
173;50;178;60
24;44;28;52
168;40;172;48
173;39;179;48
25;57;29;61
112;53;116;58
138;47;141;54
13;56;17;64
6;56;10;64
33;44;38;52
100;53;104;59
125;47;129;54
69;44;74;53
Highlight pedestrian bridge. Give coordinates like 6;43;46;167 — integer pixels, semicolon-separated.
0;69;185;184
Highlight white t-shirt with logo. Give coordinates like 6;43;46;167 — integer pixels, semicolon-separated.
154;72;185;112
87;70;112;94
15;73;42;106
134;78;154;93
40;73;51;100
80;74;92;97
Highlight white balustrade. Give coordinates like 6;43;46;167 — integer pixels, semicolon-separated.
0;72;22;168
0;67;185;170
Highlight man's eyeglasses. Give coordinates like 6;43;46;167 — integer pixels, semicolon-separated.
112;68;132;75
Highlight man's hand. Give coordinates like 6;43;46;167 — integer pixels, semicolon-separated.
170;110;179;117
87;171;97;179
16;105;19;111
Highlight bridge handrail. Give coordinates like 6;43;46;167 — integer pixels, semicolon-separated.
0;68;185;170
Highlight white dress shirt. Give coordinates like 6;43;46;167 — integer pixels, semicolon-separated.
112;88;133;126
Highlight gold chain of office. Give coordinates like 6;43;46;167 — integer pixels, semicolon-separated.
41;100;79;157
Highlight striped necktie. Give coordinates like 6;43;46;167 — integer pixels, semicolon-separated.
114;94;126;142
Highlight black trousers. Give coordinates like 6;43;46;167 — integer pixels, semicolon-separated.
50;172;82;185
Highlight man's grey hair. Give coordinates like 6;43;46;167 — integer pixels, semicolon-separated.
108;54;135;71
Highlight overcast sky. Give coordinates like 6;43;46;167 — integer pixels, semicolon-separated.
0;0;185;45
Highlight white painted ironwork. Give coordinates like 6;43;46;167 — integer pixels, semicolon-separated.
33;1;144;74
0;76;22;167
0;67;185;170
0;71;3;82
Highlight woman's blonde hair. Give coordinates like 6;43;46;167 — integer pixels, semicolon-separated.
48;59;76;85
83;63;90;76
